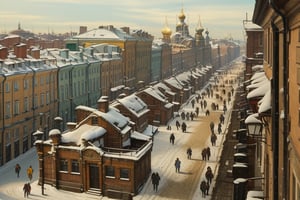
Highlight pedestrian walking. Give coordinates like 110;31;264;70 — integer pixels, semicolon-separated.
210;121;214;134
205;167;214;184
218;122;222;134
195;107;199;116
201;148;207;161
27;165;33;181
15;163;21;178
200;180;207;198
186;112;189;120
23;182;31;198
205;109;210;116
219;114;225;124
151;172;160;192
190;112;194;121
211;133;217;146
154;172;160;192
151;172;156;191
175;158;181;173
206;181;210;195
187;147;192;159
223;104;227;114
206;147;211;161
170;133;175;145
191;99;195;108
181;112;185;120
175;120;180;130
181;122;187;133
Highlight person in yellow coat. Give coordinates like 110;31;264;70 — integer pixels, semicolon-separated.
27;165;33;181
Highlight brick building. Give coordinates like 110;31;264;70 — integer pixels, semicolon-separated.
35;96;153;198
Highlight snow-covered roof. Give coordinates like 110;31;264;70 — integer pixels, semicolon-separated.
153;82;175;95
252;64;263;70
243;21;262;31
143;87;169;103
49;129;61;136
131;131;151;141
73;26;135;41
250;71;265;81
245;113;262;124
164;102;174;109
246;77;268;89
117;94;149;118
61;124;106;145
258;89;271;113
164;77;184;90
76;105;130;131
247;80;270;99
176;71;191;83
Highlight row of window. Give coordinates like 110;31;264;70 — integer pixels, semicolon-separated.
59;67;100;81
59;159;130;180
5;126;29;145
5;92;51;118
105;166;130;180
3;76;54;93
59;78;100;100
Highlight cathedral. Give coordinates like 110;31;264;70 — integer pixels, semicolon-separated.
161;8;209;48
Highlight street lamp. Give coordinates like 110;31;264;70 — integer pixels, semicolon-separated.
244;113;263;138
33;129;45;195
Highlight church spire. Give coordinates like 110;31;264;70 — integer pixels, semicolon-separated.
161;16;172;43
195;15;205;47
196;16;204;33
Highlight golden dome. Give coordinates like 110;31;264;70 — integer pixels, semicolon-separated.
178;8;186;21
162;27;172;35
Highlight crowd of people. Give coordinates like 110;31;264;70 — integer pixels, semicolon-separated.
162;74;235;198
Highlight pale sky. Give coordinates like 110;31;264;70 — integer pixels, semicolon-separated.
0;0;255;40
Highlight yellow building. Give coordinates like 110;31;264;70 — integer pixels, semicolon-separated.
253;0;300;199
65;25;139;89
0;46;58;165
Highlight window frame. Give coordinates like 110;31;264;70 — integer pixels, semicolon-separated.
59;159;68;173
105;166;115;178
120;168;130;181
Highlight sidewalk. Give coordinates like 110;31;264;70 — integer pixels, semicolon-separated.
211;79;244;199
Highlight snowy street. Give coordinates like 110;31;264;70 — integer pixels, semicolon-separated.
0;61;243;200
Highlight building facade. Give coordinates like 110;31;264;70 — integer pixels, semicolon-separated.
252;0;300;199
35;96;153;199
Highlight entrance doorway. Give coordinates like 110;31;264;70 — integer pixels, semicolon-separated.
89;164;100;189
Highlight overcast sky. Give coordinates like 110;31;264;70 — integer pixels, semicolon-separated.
0;0;255;40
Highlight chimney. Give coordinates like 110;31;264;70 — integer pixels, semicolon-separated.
14;43;27;58
0;47;8;59
97;96;109;113
30;48;40;59
79;26;87;34
121;27;130;34
66;122;77;130
49;129;61;146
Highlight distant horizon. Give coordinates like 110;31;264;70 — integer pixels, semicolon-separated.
0;0;255;41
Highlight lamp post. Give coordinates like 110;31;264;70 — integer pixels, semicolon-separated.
245;113;263;138
33;129;45;195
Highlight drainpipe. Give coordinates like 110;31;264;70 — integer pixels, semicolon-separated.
0;73;7;165
69;65;75;122
269;0;289;199
27;65;36;145
271;20;279;200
